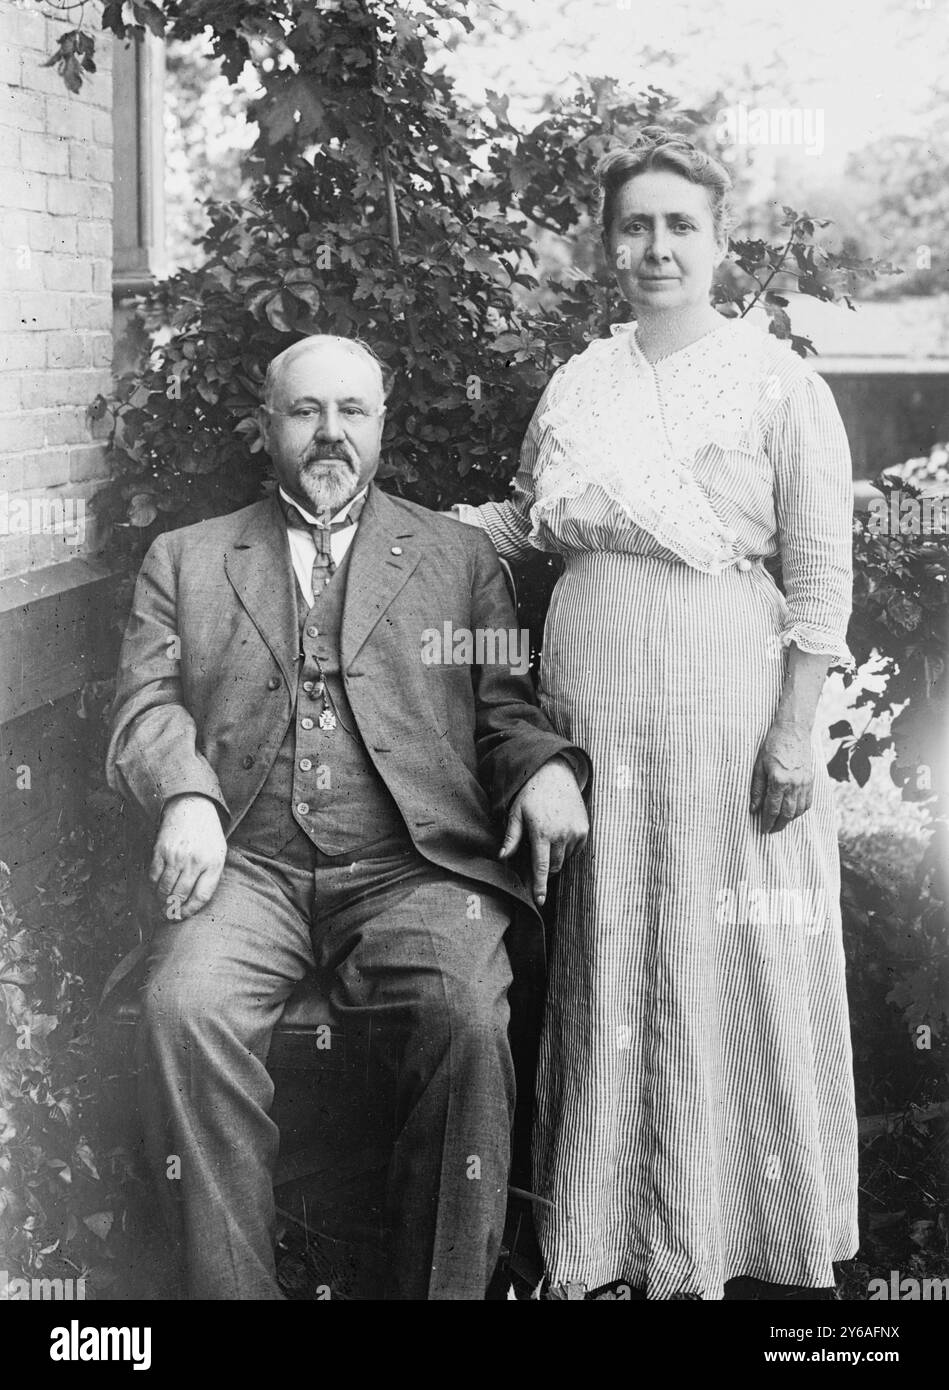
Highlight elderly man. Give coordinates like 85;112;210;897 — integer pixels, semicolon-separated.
107;334;589;1301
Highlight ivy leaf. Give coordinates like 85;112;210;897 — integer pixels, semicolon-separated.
128;494;158;528
764;303;792;339
826;744;851;782
489;332;524;353
258;76;325;146
264;292;295;333
462;247;510;284
848;745;873;788
131;2;166;37
73;1142;100;1181
828;720;853;739
83;1211;114;1241
285;282;322;313
886;593;922;630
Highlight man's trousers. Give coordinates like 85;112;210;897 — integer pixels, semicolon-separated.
136;836;515;1300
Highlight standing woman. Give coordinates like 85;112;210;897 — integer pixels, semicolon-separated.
454;127;859;1299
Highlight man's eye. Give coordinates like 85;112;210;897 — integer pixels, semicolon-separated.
343;407;367;417
293;408;319;419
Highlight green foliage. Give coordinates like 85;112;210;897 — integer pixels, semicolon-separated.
0;688;136;1292
847;125;949;297
81;4;888;556
42;27;96;93
829;453;948;1064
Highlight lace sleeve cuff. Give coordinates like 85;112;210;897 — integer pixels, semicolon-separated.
779;621;854;668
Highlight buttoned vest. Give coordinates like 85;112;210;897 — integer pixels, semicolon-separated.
236;543;410;862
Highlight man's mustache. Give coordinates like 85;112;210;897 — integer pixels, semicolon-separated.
303;445;356;465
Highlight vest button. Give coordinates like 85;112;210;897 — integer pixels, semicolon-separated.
266;677;280;691
306;625;319;638
303;680;314;693
296;802;310;816
299;758;313;771
242;755;254;769
300;717;314;730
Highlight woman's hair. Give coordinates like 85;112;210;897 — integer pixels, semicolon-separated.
596;126;733;243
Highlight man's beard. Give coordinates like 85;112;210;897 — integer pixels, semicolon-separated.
295;455;361;516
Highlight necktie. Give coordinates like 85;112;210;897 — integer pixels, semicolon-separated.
280;491;368;595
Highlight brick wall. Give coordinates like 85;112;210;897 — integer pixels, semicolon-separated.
0;5;118;900
0;4;113;579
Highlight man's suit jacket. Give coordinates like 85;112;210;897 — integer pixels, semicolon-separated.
106;483;584;926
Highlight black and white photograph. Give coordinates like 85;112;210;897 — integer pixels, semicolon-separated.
0;0;946;1353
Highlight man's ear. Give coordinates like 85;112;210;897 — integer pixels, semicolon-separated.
257;406;271;449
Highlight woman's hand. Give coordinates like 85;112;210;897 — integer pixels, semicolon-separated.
750;719;815;834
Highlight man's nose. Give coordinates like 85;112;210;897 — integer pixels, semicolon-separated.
316;405;344;439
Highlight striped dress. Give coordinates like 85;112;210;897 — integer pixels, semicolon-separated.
459;316;859;1298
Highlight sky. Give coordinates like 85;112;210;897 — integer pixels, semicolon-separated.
441;0;943;178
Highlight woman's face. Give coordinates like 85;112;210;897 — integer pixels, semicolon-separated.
604;170;724;316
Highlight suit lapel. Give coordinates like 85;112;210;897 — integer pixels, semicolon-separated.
224;493;300;689
341;484;421;669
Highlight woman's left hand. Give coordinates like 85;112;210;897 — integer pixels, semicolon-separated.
750;720;815;834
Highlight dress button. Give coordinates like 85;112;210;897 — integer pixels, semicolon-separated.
266;676;280;690
391;546;403;556
737;558;753;572
300;716;314;730
299;758;312;771
296;802;310;816
242;755;254;769
306;625;319;638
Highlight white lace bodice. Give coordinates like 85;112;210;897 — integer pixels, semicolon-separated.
459;316;854;662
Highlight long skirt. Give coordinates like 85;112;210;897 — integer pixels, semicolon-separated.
533;550;859;1298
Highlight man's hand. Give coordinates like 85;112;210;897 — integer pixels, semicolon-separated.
499;756;589;906
149;794;227;920
750;718;815;834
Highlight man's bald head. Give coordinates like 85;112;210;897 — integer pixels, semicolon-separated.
263;335;389;412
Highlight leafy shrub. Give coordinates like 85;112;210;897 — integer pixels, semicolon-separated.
0;686;137;1293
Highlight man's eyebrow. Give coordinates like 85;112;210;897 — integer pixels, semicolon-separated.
285;394;374;407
